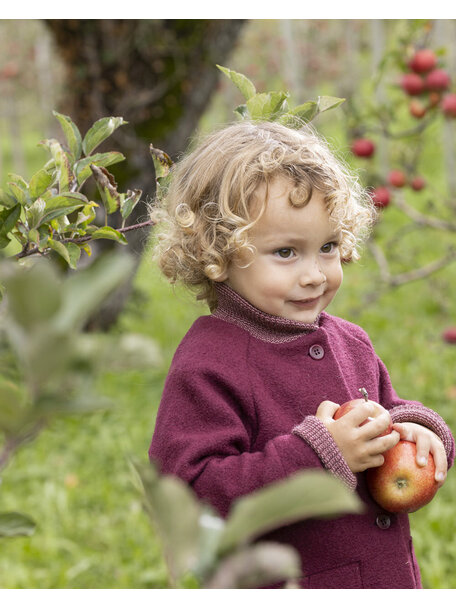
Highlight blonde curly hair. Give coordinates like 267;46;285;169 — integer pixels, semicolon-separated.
150;120;376;310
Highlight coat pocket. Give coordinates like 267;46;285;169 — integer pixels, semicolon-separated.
301;560;363;589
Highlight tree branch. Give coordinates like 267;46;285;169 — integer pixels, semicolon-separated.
15;219;155;260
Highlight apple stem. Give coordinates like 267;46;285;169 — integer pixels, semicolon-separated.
359;387;369;402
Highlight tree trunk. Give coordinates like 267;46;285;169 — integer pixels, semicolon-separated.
45;19;246;330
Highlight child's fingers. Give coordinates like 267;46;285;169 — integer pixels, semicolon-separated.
392;422;414;442
315;400;340;420
415;432;431;467
430;439;448;485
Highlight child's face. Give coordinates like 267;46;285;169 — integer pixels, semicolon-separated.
221;176;343;323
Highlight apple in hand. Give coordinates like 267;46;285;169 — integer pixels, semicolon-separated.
333;388;393;437
366;440;439;513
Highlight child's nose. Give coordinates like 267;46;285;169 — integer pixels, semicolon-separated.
298;261;327;287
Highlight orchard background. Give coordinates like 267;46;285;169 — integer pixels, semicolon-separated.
1;19;456;588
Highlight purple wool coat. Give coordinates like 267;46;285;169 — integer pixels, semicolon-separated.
149;283;455;589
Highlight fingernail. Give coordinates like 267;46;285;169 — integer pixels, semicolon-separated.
436;472;445;482
418;456;427;466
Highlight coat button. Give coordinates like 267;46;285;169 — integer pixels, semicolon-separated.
309;344;325;360
376;514;391;529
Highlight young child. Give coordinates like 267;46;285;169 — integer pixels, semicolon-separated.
148;120;454;589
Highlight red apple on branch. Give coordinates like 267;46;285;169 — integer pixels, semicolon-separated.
441;93;456;118
410;176;426;191
351;138;375;158
333;388;393;437
366;440;439;513
388;170;406;188
400;73;425;96
371;186;391;208
409;49;437;74
425;69;451;92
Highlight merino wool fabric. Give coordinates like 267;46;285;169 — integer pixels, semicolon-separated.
149;283;455;589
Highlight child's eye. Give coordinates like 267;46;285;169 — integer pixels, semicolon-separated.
321;242;339;254
274;248;294;259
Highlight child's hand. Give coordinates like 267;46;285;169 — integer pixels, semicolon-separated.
316;400;400;473
393;422;448;487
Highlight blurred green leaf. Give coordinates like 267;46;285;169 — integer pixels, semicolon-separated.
0;512;36;538
0;260;62;330
136;460;206;585
207;542;301;589
54;252;134;332
0;376;30;435
0;205;21;245
82;117;127;156
218;470;363;556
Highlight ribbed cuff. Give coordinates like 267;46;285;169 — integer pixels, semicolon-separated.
292;416;357;491
390;404;455;466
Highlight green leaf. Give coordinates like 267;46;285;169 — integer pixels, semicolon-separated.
7;181;28;206
0;512;36;538
135;461;206;585
91;226;128;245
53;111;83;161
54;251;134;332
217;65;256;100
316;95;345;114
82;116;127;156
0;259;62;329
289;101;319;121
41;193;87;224
246;91;289;121
90;165;121;214
149;146;173;180
207;542;301;589
0;377;30;435
39;139;74;193
74;152;126;187
121;189;142;220
0;187;18;208
26;198;46;230
218;470;363;556
48;239;79;269
0;204;21;238
29;168;55;199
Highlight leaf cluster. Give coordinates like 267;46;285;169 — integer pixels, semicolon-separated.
0;113;142;268
217;64;345;124
134;460;363;588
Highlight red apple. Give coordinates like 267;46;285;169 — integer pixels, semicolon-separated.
333;388;393;437
351;138;375;158
366;440;438;513
409;99;427;118
388;170;406;188
410;176;426;191
371;186;391;208
409;49;437;74
442;327;456;344
441;93;456;118
425;69;451;92
400;73;425;96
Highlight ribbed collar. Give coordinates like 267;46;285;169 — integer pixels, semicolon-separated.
212;283;321;343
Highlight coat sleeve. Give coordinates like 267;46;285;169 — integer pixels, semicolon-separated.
376;355;455;468
149;361;354;518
